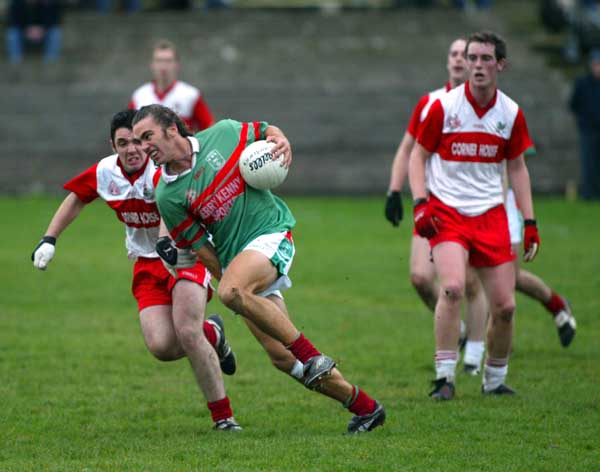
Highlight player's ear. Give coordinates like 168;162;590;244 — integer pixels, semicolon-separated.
110;139;117;153
497;58;507;72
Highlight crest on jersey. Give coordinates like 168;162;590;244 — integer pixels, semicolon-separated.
496;121;506;132
186;189;197;205
108;181;120;196
446;114;462;130
142;184;153;199
206;150;225;170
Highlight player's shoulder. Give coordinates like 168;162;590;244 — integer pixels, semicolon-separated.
174;80;201;97
131;82;153;98
496;88;521;114
96;153;120;172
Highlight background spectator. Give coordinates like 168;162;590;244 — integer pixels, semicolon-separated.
569;48;600;199
95;0;140;13
5;0;62;64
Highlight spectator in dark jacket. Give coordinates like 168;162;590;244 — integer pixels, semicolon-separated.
5;0;62;64
570;49;600;199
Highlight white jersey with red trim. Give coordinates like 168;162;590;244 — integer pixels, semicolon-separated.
417;82;532;216
63;155;161;259
129;80;212;131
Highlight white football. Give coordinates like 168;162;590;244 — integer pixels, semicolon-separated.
239;140;288;190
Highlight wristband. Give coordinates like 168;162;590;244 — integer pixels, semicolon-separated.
413;198;427;208
523;219;537;226
42;236;57;245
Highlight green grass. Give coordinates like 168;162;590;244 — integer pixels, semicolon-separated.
1;196;599;471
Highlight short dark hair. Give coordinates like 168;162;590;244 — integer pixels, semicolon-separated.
132;104;192;137
466;31;507;62
110;109;137;143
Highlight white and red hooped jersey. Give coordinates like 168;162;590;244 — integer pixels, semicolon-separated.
406;83;451;138
63;155;161;259
417;82;532;216
128;80;214;132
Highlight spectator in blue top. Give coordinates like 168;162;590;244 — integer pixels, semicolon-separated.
570;49;600;199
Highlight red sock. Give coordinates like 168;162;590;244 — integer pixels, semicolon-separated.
347;387;376;416
203;320;217;348
207;397;233;422
286;333;321;363
544;292;565;316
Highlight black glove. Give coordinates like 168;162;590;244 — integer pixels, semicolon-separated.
385;191;403;227
156;236;178;266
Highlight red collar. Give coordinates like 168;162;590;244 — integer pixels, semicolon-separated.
152;80;178;101
445;81;452;92
465;80;497;118
117;155;149;185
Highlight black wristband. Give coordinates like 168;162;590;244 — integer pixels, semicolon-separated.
523;219;537;227
42;236;57;245
413;198;427;208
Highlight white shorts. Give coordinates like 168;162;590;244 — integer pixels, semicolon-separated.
242;231;295;298
506;189;523;245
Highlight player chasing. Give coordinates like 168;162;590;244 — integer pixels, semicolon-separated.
132;104;386;434
31;110;241;431
409;31;540;400
386;37;488;375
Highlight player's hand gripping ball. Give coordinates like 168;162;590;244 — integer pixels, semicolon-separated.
239;140;288;190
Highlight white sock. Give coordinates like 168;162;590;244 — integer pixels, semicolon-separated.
435;350;458;382
289;360;304;380
464;341;485;367
483;361;508;392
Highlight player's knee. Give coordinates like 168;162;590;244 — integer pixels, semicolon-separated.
492;300;516;323
411;271;434;294
218;284;246;312
175;323;206;352
440;282;464;302
146;338;181;361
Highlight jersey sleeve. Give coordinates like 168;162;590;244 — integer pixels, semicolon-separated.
156;190;208;251
505;109;534;160
406;94;429;138
63;164;100;203
416;99;444;153
253;121;270;142
193;95;214;131
127;99;136;110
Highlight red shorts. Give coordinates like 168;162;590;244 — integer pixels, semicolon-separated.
131;257;212;311
428;195;515;268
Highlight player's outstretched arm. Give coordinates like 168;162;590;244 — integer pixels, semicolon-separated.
385;131;415;226
265;125;292;168
32;193;86;270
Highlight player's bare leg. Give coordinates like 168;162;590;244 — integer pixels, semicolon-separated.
172;280;225;401
512;245;576;346
478;262;517;394
410;235;438;311
429;242;468;399
220;250;385;432
463;267;488;374
139;305;186;360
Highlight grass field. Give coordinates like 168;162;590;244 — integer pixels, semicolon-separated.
1;196;599;471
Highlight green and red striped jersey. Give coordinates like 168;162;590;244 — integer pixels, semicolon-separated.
155;119;296;268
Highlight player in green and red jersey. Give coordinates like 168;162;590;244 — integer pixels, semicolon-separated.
133;104;385;434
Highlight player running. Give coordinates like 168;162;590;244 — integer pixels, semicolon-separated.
132;104;386;434
31;110;240;431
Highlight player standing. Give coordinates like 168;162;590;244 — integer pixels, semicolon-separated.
129;39;214;132
133;105;386;433
386;38;488;374
31;110;240;430
409;31;539;399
